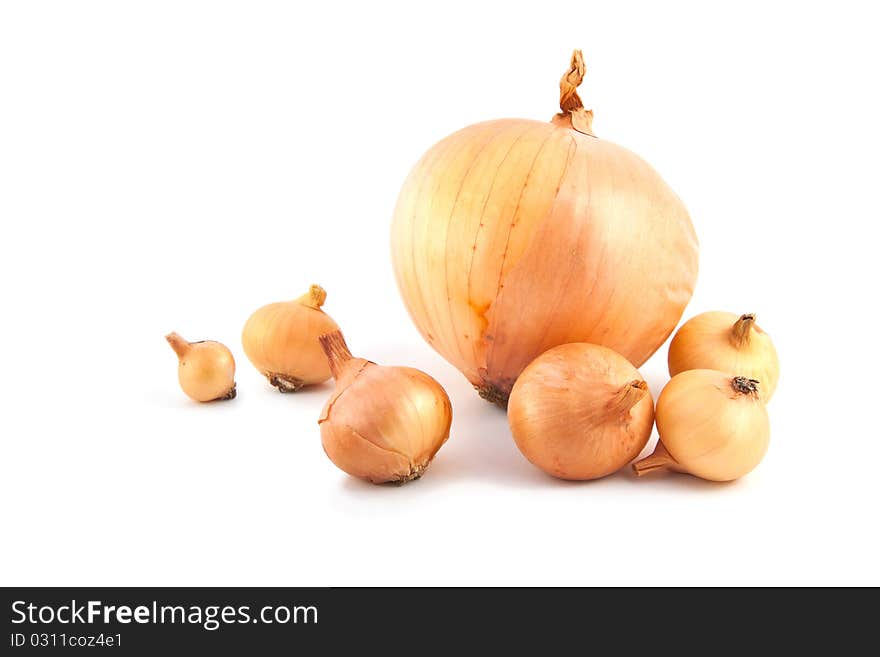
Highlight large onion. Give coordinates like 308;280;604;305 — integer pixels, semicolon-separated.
391;51;698;405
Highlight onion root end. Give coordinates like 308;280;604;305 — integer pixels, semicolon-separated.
392;460;430;485
266;373;306;393
214;383;237;401
476;383;510;409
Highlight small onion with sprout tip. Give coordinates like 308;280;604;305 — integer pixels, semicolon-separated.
633;369;770;482
166;332;236;402
317;331;452;484
668;311;780;400
241;284;340;392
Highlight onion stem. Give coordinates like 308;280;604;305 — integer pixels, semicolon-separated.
298;284;327;309
609;379;649;414
553;49;594;136
730;313;756;348
319;331;353;379
632;441;677;476
165;332;190;359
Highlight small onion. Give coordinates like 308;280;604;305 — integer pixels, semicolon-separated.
241;284;339;392
391;50;698;406
633;369;770;482
317;331;452;484
508;343;654;480
165;332;236;402
668;311;779;400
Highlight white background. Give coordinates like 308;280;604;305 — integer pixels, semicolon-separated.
2;1;877;586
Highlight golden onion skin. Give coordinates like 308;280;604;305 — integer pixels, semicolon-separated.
391;117;698;404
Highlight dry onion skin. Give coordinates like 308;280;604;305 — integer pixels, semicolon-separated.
508;343;654;480
317;331;452;484
165;332;236;402
633;369;770;482
668;311;779;400
241;284;339;392
391;50;698;407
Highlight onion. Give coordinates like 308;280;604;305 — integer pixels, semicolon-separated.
507;343;654;480
241;285;340;392
165;332;236;402
633;370;770;482
668;311;779;400
317;331;452;484
391;50;698;406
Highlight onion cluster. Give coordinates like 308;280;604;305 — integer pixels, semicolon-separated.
162;50;780;489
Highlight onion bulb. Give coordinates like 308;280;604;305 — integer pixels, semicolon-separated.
165;332;236;402
508;343;654;480
317;331;452;484
668;311;779;400
241;285;339;392
391;50;698;407
633;369;770;482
